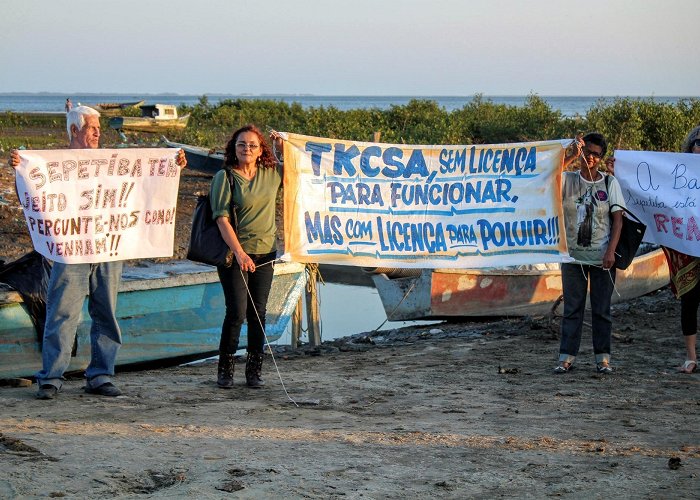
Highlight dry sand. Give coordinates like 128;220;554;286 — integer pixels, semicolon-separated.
1;288;698;499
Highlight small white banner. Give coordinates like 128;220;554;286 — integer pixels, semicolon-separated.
16;148;181;263
614;150;700;257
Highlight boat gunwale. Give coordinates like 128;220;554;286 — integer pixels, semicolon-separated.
422;247;666;278
162;139;224;159
1;260;305;303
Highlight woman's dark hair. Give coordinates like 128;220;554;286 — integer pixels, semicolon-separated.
223;124;277;169
681;125;700;153
583;132;607;157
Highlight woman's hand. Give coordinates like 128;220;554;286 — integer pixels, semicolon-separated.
176;148;187;169
602;248;616;271
605;210;623;271
270;131;284;164
604;156;615;175
8;149;20;169
234;250;256;272
563;138;584;169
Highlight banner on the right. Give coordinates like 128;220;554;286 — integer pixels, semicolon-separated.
615;150;700;258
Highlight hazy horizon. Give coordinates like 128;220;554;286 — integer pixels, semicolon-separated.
1;91;697;98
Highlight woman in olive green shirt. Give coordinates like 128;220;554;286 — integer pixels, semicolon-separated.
210;124;282;389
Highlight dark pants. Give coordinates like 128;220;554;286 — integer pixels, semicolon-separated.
217;252;276;354
681;280;700;336
559;263;616;363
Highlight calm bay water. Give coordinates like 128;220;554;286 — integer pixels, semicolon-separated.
277;282;439;345
1;93;696;117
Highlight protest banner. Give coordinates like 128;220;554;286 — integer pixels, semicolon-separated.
15;148;181;263
282;133;571;268
614;150;700;258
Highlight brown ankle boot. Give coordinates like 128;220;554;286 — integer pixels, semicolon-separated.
217;353;235;388
245;352;265;388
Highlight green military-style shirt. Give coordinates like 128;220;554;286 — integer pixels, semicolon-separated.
209;165;282;255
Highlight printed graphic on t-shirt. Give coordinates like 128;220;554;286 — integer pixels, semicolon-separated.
574;187;609;247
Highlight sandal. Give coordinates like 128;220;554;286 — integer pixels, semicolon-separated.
553;362;573;374
596;362;613;374
678;360;698;374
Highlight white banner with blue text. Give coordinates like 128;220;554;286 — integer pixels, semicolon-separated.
282;133;570;268
15;148;181;263
614;150;700;258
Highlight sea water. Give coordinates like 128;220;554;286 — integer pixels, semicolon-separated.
276;281;439;345
1;93;696;117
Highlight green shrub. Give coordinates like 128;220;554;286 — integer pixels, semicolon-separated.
2;97;699;153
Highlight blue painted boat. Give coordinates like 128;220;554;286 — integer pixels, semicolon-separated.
0;260;306;379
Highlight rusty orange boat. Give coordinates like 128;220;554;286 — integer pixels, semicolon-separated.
369;247;669;320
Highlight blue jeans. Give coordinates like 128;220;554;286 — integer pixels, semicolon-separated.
217;252;276;354
35;261;123;390
559;263;616;365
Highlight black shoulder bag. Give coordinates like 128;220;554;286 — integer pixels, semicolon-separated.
187;168;238;267
605;176;646;270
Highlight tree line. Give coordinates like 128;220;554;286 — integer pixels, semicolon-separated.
2;95;699;153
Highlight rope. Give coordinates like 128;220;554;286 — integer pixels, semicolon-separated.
370;276;419;333
238;258;300;407
573;262;621;302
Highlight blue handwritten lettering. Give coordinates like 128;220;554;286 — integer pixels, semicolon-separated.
328;182;384;206
636;162;659;191
359;146;381;177
477;218;549;251
381;147;404;178
446;224;477;246
469;146;537;176
345;218;373;239
389;179;513;208
439;148;469;174
306;142;332;176
376;216;447;253
333;143;360;177
304;211;343;244
672;163;700;190
624;189;665;212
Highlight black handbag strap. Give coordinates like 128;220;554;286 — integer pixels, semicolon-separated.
610;203;644;225
223;167;239;231
604;175;645;225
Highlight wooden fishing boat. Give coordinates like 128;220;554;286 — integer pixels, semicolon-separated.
369;247;670;320
0;260;305;379
89;100;145;115
109;104;190;132
161;137;224;175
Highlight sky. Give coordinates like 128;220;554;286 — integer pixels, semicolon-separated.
1;0;697;96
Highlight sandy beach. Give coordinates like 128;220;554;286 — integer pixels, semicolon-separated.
1;285;698;498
